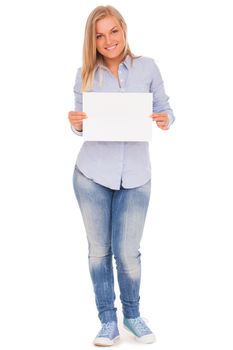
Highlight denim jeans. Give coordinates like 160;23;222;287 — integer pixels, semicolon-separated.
72;165;151;323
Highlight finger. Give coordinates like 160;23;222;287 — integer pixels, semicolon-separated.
157;123;168;129
154;118;167;123
68;112;87;120
69;115;88;122
153;114;168;120
149;114;167;122
158;123;169;129
156;121;167;126
152;112;167;116
153;115;167;121
73;124;82;129
68;111;86;116
152;113;168;124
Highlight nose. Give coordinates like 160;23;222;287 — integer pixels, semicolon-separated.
105;34;112;45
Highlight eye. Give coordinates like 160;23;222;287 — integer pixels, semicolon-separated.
96;34;103;39
112;29;119;34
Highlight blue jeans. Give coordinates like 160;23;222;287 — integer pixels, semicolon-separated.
72;165;151;323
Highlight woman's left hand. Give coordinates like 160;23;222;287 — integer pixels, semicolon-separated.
149;112;169;130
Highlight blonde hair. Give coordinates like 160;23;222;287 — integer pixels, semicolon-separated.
81;5;135;91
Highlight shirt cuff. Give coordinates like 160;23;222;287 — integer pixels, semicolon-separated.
167;112;175;129
71;125;83;136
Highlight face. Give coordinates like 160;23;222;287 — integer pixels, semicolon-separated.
95;16;125;61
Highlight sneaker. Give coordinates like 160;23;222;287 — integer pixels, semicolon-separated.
93;321;120;347
123;317;156;344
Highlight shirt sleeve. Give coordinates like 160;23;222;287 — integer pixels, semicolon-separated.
150;59;175;128
72;67;83;136
70;125;83;136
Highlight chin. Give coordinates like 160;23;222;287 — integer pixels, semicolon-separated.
107;52;120;58
107;49;124;59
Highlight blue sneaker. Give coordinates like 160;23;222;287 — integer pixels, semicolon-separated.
123;317;156;344
93;321;120;346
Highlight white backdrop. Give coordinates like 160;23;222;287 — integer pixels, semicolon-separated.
0;0;233;349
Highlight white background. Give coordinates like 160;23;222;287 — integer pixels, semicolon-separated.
0;0;233;349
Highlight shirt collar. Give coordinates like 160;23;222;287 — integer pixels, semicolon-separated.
96;54;131;71
122;55;131;69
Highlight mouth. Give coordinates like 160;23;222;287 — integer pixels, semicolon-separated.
105;44;118;51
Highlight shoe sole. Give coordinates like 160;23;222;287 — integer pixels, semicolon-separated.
93;335;120;347
123;325;156;344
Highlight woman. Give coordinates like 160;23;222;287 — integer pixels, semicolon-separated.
68;5;175;347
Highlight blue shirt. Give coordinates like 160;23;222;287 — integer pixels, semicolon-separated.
71;55;175;190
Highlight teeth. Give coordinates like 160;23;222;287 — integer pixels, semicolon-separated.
106;45;117;50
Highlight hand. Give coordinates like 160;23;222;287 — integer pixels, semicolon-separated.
149;112;169;130
68;111;88;131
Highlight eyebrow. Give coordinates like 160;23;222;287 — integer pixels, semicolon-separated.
96;26;118;35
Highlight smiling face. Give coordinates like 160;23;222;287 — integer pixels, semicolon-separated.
95;16;126;63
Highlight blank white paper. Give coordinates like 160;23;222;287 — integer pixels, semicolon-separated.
83;92;153;141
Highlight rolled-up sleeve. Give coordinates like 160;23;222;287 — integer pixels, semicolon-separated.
71;67;83;136
150;59;175;128
70;125;83;136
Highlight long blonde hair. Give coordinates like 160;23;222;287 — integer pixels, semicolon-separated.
81;5;135;91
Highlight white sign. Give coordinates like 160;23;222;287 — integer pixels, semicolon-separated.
83;92;153;141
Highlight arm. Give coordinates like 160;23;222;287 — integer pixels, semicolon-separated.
150;59;175;129
72;67;83;136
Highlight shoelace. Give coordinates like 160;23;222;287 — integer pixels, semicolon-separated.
130;317;151;334
97;321;116;337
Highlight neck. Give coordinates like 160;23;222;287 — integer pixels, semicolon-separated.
103;53;126;70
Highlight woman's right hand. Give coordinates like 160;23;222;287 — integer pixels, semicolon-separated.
68;111;88;131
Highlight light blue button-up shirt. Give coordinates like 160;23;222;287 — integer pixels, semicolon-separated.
71;55;175;190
